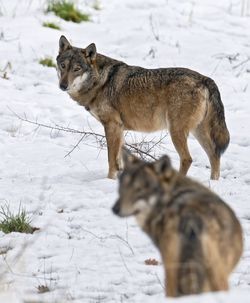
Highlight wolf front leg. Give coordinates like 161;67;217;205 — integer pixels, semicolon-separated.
104;121;124;179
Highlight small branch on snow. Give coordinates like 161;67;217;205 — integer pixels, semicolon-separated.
118;246;132;277
213;53;240;64
155;273;165;291
11;110;168;161
149;14;160;42
233;57;250;70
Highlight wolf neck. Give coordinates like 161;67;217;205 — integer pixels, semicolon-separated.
138;172;183;248
141;173;208;248
139;201;166;248
69;54;125;108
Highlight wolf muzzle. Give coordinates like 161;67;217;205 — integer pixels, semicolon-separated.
112;200;121;215
60;82;68;91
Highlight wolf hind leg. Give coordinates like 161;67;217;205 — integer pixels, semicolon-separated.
163;232;180;297
204;252;229;291
170;127;192;176
207;267;229;292
177;261;206;295
193;124;220;180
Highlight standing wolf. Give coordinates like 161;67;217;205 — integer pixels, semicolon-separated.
112;150;243;297
56;36;229;179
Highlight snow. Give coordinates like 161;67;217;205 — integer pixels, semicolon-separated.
0;0;250;302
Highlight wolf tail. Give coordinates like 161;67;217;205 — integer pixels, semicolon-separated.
177;214;205;295
203;78;230;156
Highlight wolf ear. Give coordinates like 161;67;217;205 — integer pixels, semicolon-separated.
153;155;172;175
59;36;71;53
85;43;97;62
122;148;141;168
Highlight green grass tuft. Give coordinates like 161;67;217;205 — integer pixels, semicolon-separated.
43;21;61;30
46;1;90;23
39;57;56;68
0;204;34;234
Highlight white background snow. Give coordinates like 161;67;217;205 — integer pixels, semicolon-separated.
0;0;250;302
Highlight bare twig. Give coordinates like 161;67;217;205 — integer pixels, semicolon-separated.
155;272;165;290
111;234;134;255
80;227;134;255
149;14;160;41
213;53;240;64
64;134;87;158
10;110;168;161
118;247;132;276
233;57;250;69
0;61;12;73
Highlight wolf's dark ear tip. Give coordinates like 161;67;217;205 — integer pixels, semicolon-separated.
88;43;96;50
155;155;171;174
85;43;97;60
59;36;71;51
161;155;171;165
122;147;132;163
59;35;66;44
122;149;142;168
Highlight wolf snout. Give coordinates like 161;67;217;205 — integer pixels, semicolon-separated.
60;82;68;91
112;200;121;215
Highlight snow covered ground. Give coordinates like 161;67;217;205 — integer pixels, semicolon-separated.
0;0;250;302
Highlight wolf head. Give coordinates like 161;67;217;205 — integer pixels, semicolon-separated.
112;149;173;220
56;36;98;95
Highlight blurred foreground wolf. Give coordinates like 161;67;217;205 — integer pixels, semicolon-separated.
56;36;229;180
112;150;243;297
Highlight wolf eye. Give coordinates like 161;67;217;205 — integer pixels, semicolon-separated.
60;63;65;69
134;181;142;192
73;67;81;72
